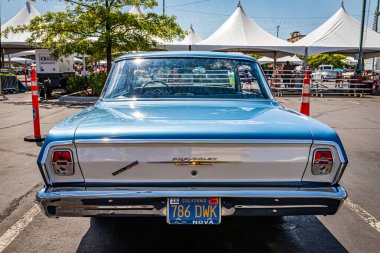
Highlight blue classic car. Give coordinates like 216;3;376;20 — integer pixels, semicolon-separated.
36;52;347;225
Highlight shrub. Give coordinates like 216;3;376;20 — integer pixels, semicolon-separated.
88;71;108;96
66;75;88;93
66;71;107;96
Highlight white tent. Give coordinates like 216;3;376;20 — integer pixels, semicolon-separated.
180;25;202;45
341;57;358;66
257;56;274;64
9;50;35;59
1;0;40;51
166;25;202;51
258;55;303;65
5;56;35;64
295;4;380;57
128;5;145;15
277;55;303;64
193;2;303;56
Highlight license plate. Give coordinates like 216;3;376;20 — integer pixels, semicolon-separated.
167;197;221;225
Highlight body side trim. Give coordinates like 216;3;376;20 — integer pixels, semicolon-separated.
74;139;313;144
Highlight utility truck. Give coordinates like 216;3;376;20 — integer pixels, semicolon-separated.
35;49;75;97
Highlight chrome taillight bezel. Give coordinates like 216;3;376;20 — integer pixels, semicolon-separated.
51;149;75;176
312;148;334;175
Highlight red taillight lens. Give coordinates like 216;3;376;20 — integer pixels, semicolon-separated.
314;150;333;164
53;151;72;163
312;149;333;175
52;150;74;176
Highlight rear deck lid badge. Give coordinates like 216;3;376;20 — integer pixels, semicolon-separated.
112;161;139;176
172;158;217;166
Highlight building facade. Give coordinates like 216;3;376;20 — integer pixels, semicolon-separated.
287;31;306;43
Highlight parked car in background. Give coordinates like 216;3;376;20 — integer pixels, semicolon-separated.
313;65;338;81
36;52;348;225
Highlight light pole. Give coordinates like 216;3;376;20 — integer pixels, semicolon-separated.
372;0;379;72
276;26;280;38
0;0;2;69
357;0;367;72
373;0;380;32
163;0;165;15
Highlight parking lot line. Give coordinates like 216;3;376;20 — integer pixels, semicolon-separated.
0;197;378;252
344;198;380;233
0;205;40;252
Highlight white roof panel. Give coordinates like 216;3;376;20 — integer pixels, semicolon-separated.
295;4;380;56
1;0;41;45
194;3;303;55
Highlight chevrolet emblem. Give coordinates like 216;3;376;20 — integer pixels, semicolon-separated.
172;158;217;166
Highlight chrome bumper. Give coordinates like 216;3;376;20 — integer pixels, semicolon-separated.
37;186;347;217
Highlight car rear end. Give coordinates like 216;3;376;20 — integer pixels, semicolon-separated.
36;52;348;224
37;138;347;224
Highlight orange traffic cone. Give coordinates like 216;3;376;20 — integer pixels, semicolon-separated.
300;70;310;116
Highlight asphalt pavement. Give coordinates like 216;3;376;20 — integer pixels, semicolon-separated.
0;93;379;253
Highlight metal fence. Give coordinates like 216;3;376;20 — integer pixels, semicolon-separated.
264;70;376;97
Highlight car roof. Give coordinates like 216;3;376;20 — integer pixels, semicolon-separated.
115;51;257;62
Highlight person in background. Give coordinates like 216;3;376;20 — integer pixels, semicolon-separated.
282;61;295;88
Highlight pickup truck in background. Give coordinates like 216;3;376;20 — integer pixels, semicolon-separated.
312;65;338;81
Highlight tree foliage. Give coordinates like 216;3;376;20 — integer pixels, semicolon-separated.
4;0;184;71
67;71;107;95
307;53;347;68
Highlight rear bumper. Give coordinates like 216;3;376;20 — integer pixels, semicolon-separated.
36;185;347;218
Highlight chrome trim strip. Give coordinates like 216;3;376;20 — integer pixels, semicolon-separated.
40;164;51;185
37;186;346;217
333;162;347;185
235;205;328;209
63;205;155;210
38;185;347;200
313;141;347;163
40;140;76;185
114;54;258;63
313;141;348;184
74;139;313;144
41;140;74;165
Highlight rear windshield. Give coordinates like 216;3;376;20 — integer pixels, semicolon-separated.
101;57;272;100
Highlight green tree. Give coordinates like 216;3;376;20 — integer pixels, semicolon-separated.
307;53;347;69
4;0;184;72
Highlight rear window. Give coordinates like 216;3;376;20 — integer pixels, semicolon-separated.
101;57;271;100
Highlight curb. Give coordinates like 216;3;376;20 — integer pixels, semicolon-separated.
58;90;99;105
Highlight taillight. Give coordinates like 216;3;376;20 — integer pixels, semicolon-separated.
52;150;74;176
312;149;333;175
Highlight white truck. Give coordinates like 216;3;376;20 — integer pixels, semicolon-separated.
35;49;75;96
312;65;338;81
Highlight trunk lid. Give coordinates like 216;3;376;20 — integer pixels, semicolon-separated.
75;100;312;140
74;100;313;183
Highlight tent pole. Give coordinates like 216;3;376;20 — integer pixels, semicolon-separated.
273;52;277;71
357;0;367;72
7;54;11;69
303;48;308;69
82;55;87;75
1;49;5;69
0;0;2;70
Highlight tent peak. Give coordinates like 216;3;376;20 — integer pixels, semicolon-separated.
128;5;144;15
26;0;31;13
235;0;247;16
340;1;346;11
190;24;194;32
